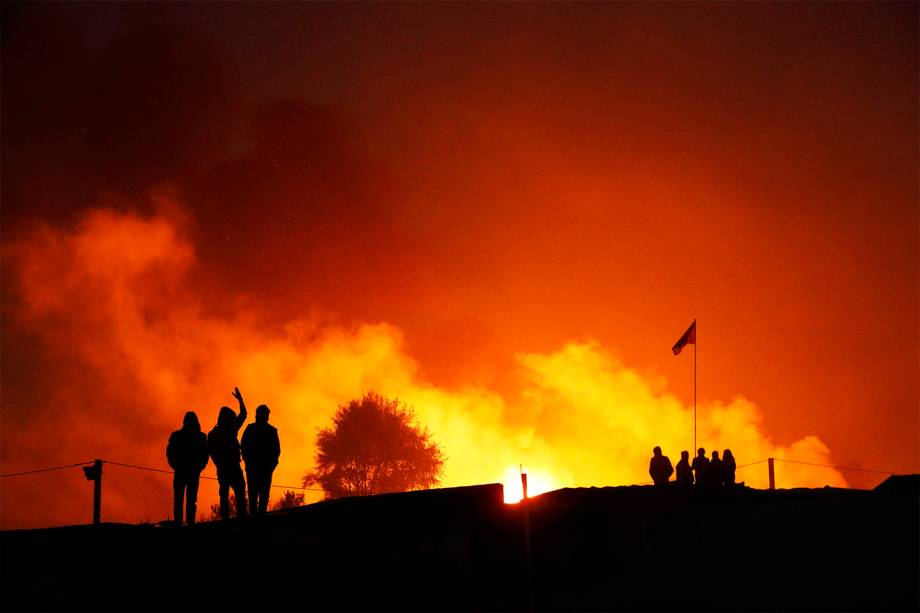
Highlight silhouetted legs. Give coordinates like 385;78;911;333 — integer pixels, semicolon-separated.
247;470;273;514
185;474;199;524
173;472;200;525
217;466;247;520
173;474;184;526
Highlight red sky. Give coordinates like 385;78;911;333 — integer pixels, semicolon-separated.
2;2;917;528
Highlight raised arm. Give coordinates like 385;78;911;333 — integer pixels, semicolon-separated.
232;387;247;430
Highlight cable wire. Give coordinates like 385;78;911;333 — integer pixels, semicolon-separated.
0;461;97;478
101;459;339;493
3;456;901;491
772;458;896;475
103;460;172;475
736;459;768;469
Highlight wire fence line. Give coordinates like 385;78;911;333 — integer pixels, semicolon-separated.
0;461;98;478
2;458;335;494
103;459;335;493
772;457;897;475
101;460;172;475
2;456;905;489
736;459;768;469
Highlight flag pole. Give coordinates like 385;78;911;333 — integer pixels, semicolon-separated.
693;318;697;454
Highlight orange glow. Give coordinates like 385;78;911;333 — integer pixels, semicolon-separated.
2;3;916;530
0;203;855;529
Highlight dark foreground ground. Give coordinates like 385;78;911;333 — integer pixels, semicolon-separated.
2;476;918;612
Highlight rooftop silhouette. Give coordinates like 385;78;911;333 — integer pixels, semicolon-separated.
2;476;917;611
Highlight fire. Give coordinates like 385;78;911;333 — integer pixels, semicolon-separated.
502;466;560;503
0;202;849;529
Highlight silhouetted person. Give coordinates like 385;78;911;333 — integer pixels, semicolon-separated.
708;450;724;487
675;450;694;487
166;411;209;525
723;449;736;486
691;448;710;487
648;446;674;486
208;387;248;520
241;404;281;514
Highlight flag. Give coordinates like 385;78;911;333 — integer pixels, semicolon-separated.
672;320;696;355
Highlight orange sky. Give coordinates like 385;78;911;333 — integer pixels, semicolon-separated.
1;3;917;528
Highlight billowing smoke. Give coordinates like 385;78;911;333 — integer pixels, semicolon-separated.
1;201;845;528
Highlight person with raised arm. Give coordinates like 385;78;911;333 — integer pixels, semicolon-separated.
208;387;248;520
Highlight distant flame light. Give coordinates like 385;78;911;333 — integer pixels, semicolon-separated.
0;205;851;528
503;465;558;503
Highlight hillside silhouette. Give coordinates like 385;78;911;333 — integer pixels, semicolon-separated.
1;477;917;611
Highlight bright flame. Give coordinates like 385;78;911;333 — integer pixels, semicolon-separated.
0;201;850;529
502;466;560;503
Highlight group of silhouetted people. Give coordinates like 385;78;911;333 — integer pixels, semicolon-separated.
166;387;281;525
649;446;737;489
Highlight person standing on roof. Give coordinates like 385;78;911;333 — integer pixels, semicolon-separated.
166;411;210;525
708;450;724;488
241;403;281;515
691;448;710;487
649;446;674;486
675;450;694;487
208;387;248;520
722;449;737;486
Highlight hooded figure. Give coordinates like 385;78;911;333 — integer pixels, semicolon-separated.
648;446;674;486
722;449;737;486
241;404;281;514
208;388;248;520
675;450;694;486
691;448;710;487
708;450;724;487
166;411;209;525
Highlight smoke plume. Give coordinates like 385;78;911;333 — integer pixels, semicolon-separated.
1;200;845;528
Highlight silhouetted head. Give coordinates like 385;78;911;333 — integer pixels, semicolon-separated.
653;446;662;457
712;450;720;460
681;450;689;461
697;448;706;457
182;411;200;431
255;404;270;424
217;406;236;427
723;449;734;461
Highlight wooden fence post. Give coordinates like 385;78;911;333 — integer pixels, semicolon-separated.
82;459;103;525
